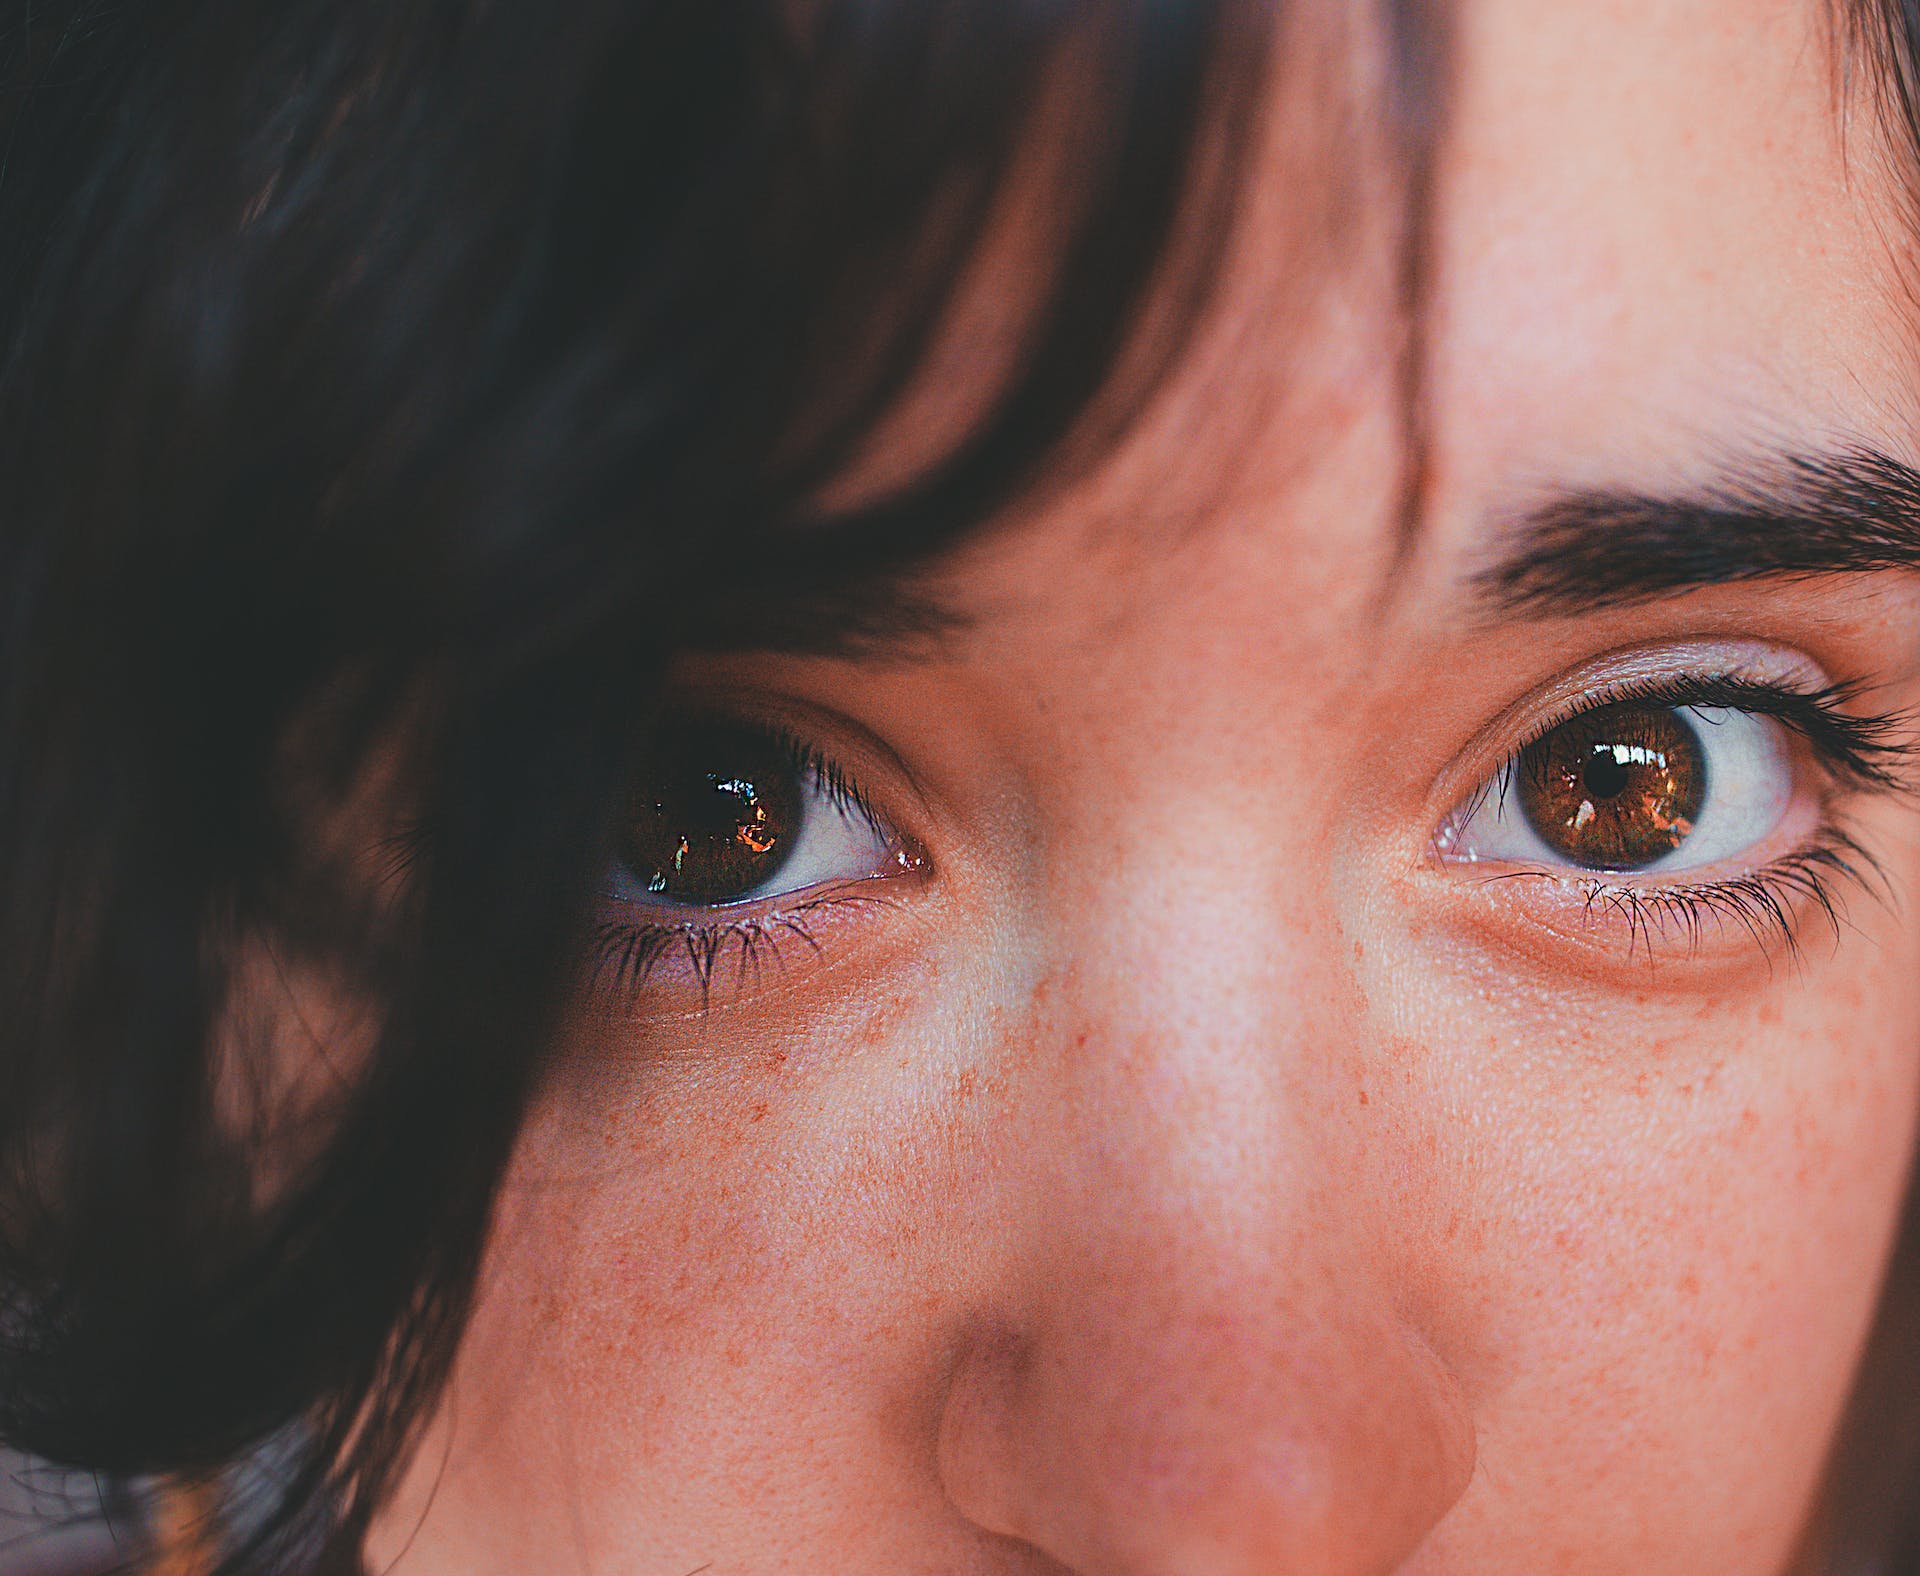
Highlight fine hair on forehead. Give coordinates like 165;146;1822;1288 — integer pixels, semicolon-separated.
0;3;1918;1572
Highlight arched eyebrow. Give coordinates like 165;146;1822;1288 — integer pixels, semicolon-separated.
1474;447;1920;615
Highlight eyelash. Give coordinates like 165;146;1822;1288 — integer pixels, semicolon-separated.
586;668;1919;1001
1463;670;1916;961
588;725;904;1003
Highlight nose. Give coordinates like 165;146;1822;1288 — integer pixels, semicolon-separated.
934;939;1475;1575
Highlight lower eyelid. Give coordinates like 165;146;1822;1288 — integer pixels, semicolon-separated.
587;877;919;1009
1444;819;1886;968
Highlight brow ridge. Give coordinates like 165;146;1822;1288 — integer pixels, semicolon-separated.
1477;446;1920;615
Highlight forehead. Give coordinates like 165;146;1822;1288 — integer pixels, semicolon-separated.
920;0;1916;647
1430;0;1912;498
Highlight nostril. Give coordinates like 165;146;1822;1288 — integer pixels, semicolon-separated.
937;1320;1037;1542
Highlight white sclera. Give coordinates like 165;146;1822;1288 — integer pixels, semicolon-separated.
1443;706;1794;874
604;771;900;910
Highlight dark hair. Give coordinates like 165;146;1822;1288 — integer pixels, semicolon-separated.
0;1;1269;1567
2;2;1918;1573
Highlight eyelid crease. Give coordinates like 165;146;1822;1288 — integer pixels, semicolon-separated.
653;678;938;817
1439;666;1920;845
1523;671;1917;793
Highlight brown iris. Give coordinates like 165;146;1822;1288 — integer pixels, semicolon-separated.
621;720;803;904
1516;703;1706;871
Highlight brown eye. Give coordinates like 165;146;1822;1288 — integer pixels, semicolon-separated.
621;720;804;905
1515;703;1707;871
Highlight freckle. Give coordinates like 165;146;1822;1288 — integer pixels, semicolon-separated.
1358;1088;1369;1106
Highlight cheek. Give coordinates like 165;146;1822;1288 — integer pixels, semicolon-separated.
1408;941;1920;1568
382;888;1920;1572
393;972;1006;1559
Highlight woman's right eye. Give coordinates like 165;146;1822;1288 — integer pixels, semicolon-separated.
606;716;917;912
1440;699;1796;875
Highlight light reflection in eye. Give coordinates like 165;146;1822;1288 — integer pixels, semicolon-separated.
1441;703;1792;875
606;717;913;912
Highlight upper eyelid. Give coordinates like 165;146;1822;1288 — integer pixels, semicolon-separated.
654;687;934;817
1425;655;1920;870
1429;643;1887;806
1506;674;1917;794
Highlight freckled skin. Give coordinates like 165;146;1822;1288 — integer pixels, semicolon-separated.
371;2;1920;1573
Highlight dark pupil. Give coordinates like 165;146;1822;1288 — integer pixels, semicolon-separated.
622;722;802;905
1582;747;1631;800
1516;703;1707;871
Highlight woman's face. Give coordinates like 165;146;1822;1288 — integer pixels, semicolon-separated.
373;2;1920;1570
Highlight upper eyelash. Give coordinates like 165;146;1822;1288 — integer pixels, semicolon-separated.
748;721;890;839
1550;672;1916;792
1453;669;1918;831
597;678;1917;995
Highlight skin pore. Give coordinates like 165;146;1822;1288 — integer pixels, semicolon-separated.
367;1;1920;1571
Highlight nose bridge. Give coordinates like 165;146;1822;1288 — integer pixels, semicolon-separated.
1026;804;1367;1279
935;846;1474;1573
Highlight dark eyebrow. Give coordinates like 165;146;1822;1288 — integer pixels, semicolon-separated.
1475;447;1920;616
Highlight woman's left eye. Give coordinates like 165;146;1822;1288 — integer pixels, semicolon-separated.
1439;702;1794;874
605;716;913;911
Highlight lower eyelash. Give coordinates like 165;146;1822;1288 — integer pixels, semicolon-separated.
1477;825;1891;968
590;889;900;1007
